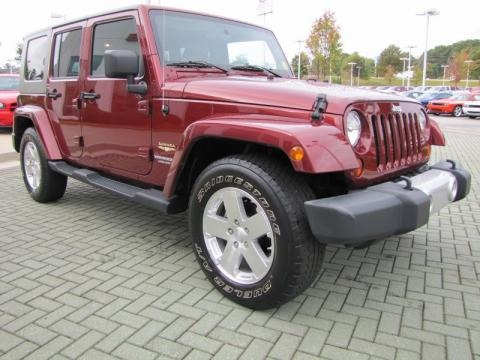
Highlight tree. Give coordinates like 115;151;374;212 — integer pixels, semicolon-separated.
449;49;473;85
15;43;22;62
291;52;310;78
384;65;395;84
306;11;342;80
342;52;375;81
378;45;405;76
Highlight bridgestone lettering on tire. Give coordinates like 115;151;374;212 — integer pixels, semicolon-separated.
189;154;325;309
20;128;67;203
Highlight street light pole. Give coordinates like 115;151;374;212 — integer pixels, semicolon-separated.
441;64;448;86
400;57;408;86
356;66;361;86
417;9;439;87
296;40;303;80
407;45;415;88
465;60;473;88
347;62;356;86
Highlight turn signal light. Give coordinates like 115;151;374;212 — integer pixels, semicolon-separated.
351;159;364;177
422;145;431;158
289;146;304;161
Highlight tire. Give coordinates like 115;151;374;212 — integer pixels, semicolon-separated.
20;127;67;202
453;106;462;117
188;154;325;309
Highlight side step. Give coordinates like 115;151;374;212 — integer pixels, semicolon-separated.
48;161;186;214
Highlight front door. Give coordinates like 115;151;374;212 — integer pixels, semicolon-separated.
47;25;84;158
81;14;152;176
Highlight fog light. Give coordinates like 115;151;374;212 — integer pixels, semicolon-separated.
289;146;304;161
448;177;458;201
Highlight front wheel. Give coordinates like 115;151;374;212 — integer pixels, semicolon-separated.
20;128;67;202
189;154;325;309
453;106;463;117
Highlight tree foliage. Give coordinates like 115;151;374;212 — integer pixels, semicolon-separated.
291;52;310;78
425;39;480;79
342;52;374;80
306;11;342;80
378;45;406;76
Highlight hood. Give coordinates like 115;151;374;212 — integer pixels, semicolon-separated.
180;77;416;115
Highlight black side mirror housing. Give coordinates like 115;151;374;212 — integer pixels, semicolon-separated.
104;50;147;96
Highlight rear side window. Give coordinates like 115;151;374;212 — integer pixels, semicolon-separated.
52;29;82;78
90;18;142;77
25;36;48;81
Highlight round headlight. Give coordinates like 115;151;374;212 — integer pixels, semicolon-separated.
418;111;427;130
346;111;362;147
0;103;5;109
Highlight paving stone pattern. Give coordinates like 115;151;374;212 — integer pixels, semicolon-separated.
0;131;479;359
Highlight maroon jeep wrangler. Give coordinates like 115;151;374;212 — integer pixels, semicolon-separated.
13;5;470;309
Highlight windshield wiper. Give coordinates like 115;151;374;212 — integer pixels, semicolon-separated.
230;64;281;78
166;61;228;74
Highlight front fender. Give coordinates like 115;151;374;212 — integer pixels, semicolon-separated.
163;116;359;196
429;119;446;146
14;105;62;160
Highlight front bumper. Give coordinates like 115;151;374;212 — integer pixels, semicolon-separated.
305;160;471;245
462;107;480;116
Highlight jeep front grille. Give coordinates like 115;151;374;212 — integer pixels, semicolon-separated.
371;112;422;169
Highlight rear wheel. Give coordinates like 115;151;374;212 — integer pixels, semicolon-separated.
189;154;325;309
453;106;463;117
20;128;67;202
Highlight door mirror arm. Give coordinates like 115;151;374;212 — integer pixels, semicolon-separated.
126;75;148;96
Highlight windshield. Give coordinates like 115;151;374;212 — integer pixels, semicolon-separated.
0;76;19;91
150;10;293;77
449;93;468;100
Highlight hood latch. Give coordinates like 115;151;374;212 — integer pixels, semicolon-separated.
312;94;327;121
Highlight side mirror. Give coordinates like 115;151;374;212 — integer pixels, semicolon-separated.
104;50;147;96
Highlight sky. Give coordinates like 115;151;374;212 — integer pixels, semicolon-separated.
0;0;479;66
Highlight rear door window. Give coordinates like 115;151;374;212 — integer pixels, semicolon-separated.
52;29;82;78
90;18;142;77
25;36;48;81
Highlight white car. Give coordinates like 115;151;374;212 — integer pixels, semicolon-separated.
462;94;480;118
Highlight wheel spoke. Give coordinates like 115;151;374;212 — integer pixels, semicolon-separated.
243;241;270;278
204;214;230;239
219;241;243;275
222;190;246;222
244;212;271;241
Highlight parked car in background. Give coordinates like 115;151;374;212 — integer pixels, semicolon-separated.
402;90;424;99
468;87;480;93
417;91;453;107
427;92;479;117
0;74;19;128
428;86;460;92
414;86;432;92
462;95;480;118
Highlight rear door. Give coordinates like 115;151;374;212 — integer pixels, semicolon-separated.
47;24;85;158
81;13;152;175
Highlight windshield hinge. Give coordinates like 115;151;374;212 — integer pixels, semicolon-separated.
312;94;327;121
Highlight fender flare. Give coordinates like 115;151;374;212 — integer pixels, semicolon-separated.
163;118;359;197
14;105;62;160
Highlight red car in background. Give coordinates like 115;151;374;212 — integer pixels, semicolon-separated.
427;92;479;117
0;74;19;128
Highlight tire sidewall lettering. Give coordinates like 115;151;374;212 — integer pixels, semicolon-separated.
192;169;285;300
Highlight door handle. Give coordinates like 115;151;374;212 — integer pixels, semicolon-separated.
80;91;100;100
46;90;62;99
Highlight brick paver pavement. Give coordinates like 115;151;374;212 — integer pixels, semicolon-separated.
0;128;479;359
